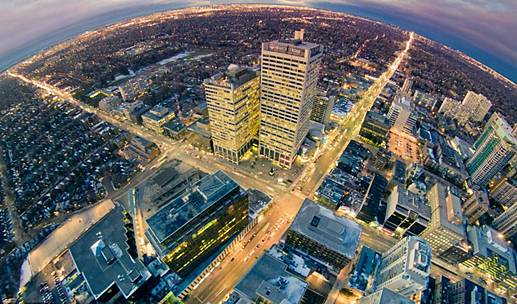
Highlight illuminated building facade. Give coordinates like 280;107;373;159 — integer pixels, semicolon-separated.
466;113;517;186
359;111;390;145
259;30;323;167
462;190;489;225
462;225;517;291
421;183;468;263
145;171;249;276
493;202;517;238
455;91;492;125
204;65;260;164
371;236;431;298
490;177;517;207
310;89;335;126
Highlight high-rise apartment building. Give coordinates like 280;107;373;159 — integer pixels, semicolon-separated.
259;30;323;167
401;77;413;97
204;65;260;164
437;97;460;118
493;202;517;238
421;183;469;263
466;113;517;186
310;88;335;126
371;236;431;298
388;96;417;135
490;177;517;207
455;91;492;125
462;190;489;225
285;199;361;272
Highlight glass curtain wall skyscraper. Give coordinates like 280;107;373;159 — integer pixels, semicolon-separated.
467;112;517;186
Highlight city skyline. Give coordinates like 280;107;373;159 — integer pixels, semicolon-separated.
0;4;516;303
0;0;516;82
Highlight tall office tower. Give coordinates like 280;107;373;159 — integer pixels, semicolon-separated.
285;199;361;272
490;177;517;207
204;65;260;164
493;202;517;238
462;190;489;225
454;91;492;125
359;288;414;304
437;97;460;118
466;112;517;186
259;30;323;168
388;96;417;135
421;183;470;263
371;236;431;298
310;88;335;126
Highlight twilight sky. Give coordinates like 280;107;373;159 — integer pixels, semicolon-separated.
1;0;516;81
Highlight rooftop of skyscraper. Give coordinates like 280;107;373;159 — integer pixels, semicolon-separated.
467;225;517;273
482;112;517;146
204;64;258;89
146;170;241;244
288;199;362;260
427;182;466;237
234;252;307;304
263;30;322;56
387;185;431;220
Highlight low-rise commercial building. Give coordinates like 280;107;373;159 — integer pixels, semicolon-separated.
142;104;175;134
69;206;151;301
232;252;308;304
384;185;431;237
359;111;390;145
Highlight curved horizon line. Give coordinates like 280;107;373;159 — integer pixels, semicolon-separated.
2;3;515;87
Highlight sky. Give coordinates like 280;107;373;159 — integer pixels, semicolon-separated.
1;0;516;82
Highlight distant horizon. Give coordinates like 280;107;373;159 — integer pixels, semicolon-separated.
1;2;515;84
